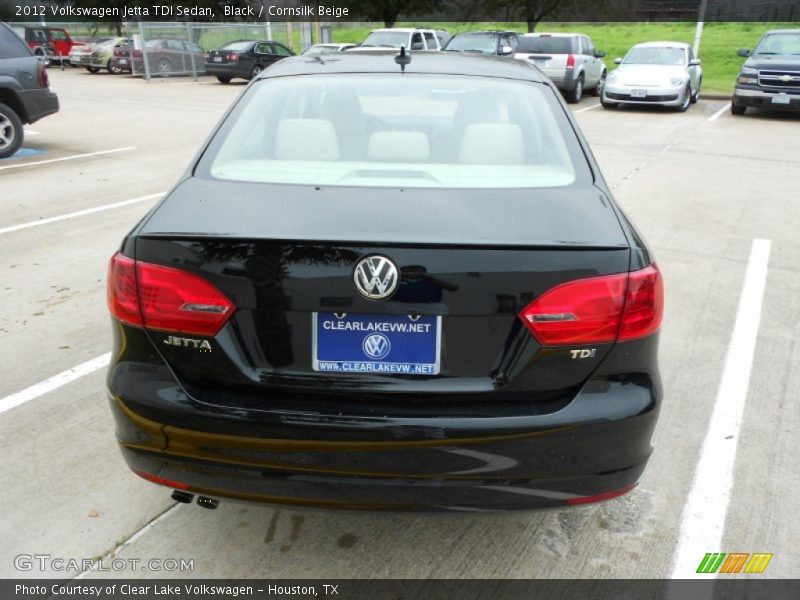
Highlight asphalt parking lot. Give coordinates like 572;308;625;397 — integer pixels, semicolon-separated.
1;67;798;579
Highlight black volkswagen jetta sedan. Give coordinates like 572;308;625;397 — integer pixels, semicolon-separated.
107;51;663;511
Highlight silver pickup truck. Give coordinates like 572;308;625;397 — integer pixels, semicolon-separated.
514;32;607;103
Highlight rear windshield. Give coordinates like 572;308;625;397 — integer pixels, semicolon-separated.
754;33;800;55
221;41;254;52
202;74;581;189
445;34;497;53
517;36;574;54
361;31;409;48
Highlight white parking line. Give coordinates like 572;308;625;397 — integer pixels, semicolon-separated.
0;192;164;235
670;238;771;578
574;102;601;113
23;129;41;136
0;352;111;415
708;103;731;122
0;146;135;172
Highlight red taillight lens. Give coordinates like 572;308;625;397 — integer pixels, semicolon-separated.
37;61;49;87
108;253;143;327
107;253;234;336
618;265;663;341
520;272;627;345
519;265;663;346
566;53;575;69
226;52;238;61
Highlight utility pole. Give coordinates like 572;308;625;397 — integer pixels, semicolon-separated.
693;0;708;57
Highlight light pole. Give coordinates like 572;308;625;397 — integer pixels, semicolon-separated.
692;0;708;57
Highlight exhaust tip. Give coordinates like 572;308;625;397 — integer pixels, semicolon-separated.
197;496;219;510
171;490;194;504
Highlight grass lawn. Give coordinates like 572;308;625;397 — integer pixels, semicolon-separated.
330;22;798;94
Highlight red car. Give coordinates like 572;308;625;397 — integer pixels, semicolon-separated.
12;26;76;65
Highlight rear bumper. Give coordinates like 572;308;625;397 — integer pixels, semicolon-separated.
111;57;138;72
733;86;800;111
204;63;248;79
18;88;59;123
108;329;661;511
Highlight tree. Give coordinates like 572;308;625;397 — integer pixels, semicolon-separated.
333;0;443;28
487;0;590;32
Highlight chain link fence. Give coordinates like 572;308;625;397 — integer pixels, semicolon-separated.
123;22;291;79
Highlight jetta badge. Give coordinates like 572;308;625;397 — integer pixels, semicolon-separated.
353;255;399;300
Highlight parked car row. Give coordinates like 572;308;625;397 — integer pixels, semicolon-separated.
4;21;798;118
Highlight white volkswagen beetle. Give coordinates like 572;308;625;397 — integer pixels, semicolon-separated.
602;41;702;111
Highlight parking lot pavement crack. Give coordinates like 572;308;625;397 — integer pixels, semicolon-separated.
612;122;705;191
664;146;800;166
70;502;182;580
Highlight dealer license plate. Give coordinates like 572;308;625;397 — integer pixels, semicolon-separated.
313;313;441;375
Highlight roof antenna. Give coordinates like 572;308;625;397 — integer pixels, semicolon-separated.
395;46;411;73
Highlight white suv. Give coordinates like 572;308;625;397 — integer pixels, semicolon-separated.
359;28;451;51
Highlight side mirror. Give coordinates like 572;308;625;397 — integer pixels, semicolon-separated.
499;45;513;55
738;48;751;57
614;57;622;65
689;58;701;66
595;50;606;58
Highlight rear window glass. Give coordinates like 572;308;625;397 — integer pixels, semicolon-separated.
222;41;254;52
517;36;574;54
445;34;498;54
361;31;409;48
0;25;33;59
203;74;580;190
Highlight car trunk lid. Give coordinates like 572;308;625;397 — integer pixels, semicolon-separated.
131;178;631;405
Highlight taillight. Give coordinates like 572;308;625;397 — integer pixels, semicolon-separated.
226;52;239;62
108;254;143;327
107;253;235;336
519;265;663;346
618;265;664;341
566;53;576;69
37;61;49;87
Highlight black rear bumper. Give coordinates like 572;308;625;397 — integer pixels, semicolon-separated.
204;63;249;79
108;326;661;511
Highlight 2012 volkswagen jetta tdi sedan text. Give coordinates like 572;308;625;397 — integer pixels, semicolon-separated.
106;52;663;511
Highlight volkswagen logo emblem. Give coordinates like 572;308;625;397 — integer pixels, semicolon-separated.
363;333;391;360
353;255;399;300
